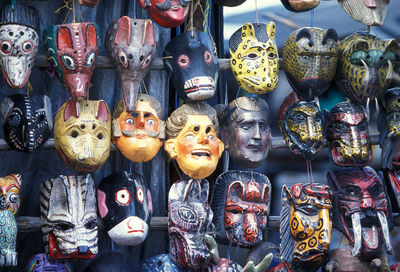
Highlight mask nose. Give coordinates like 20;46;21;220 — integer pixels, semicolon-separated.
198;131;209;145
136;112;145;129
360;191;375;210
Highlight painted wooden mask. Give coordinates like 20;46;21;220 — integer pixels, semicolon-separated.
278;93;323;160
165;103;224;179
328;167;392;260
44;22;98;101
0;174;21;267
0;3;39;89
106;17;156;112
112;94;165;163
338;0;389;26
229;22;278;95
326;101;372;167
280;0;320;12
283;27;339;100
280;183;332;270
336;31;397;106
26;253;72;272
1;94;52;152
54;99;111;172
142;254;190;272
168;179;212;271
219;96;271;168
163;31;219;102
211;170;271;248
97;172;152;246
40;175;98;259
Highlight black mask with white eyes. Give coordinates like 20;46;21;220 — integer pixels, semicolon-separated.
0;94;52;152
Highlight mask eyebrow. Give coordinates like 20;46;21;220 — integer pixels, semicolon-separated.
144;113;150;118
131;112;138;117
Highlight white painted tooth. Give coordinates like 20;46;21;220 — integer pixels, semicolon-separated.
351;212;362;257
377;211;393;254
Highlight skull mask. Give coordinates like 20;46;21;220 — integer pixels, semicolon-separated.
44;22;98;101
106;17;156;112
0;3;39;89
0;94;52;152
26;253;72;272
338;0;390;26
97;172;153;246
40;175;98;259
280;0;320;12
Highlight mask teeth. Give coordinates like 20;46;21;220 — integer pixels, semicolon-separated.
351;212;362;257
377;210;393;254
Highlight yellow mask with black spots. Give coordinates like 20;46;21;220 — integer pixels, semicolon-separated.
229;22;278;94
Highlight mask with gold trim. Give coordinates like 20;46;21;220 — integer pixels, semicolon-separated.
338;0;389;26
112;94;165;163
281;0;320;12
54;99;111;172
283;27;338;100
229;22;278;95
280;183;332;270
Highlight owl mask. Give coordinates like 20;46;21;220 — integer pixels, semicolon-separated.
229;22;278;95
106;17;156;112
163;31;219;102
97;172;153;246
1;94;52;152
26;253;72;272
280;0;320;12
283;27;339;100
44;22;98;101
54;99;111;172
40;175;98;259
0;3;39;89
338;0;389;26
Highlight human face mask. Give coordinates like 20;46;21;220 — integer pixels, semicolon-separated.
338;0;389;26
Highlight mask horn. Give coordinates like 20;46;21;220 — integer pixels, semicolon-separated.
115;16;131;46
0;97;14;125
96;100;109;122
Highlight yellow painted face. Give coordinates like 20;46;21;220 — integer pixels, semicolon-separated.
229;22;278;94
165;115;224;179
54;100;111;172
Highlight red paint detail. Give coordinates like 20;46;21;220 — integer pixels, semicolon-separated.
292;184;302;198
48;233;95;260
136;187;144;203
115;16;131;46
2;68;30;89
57;27;73;49
127;230;145;233
115;188;131;206
97;189;108;218
178;55;190;68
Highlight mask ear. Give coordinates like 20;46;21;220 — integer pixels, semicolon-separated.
143;19;154;46
96;100;109;122
219;128;229;149
241;23;256;39
0;97;14;124
322;28;338;46
227;181;244;200
164;139;177;159
296;28;312;42
64;99;79;121
10;174;22;188
266;21;276;40
86;23;98;47
115;16;131;46
57;27;73;49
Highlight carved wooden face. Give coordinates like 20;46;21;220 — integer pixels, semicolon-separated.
0;174;21;214
281;0;320;12
338;0;389;26
26;253;72;272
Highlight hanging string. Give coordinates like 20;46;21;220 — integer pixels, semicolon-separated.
306;159;311;184
76;0;85;23
235;86;241;99
202;0;210;32
55;0;83;24
11;0;16;9
310;9;314;27
26;81;33;97
129;161;132;175
141;80;149;95
255;0;259;26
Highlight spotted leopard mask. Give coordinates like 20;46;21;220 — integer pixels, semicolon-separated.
336;31;397;106
283;27;339;100
326;101;372;167
163;31;219;102
26;253;72;272
106;17;156;112
168;179;213;271
280;183;332;270
211;170;271;248
41;175;98;260
338;0;389;26
97;172;152;246
0;94;52;152
0;3;39;89
328;167;392;260
280;0;320;12
44;22;98;101
278;93;323;160
54;99;111;172
229;22;278;95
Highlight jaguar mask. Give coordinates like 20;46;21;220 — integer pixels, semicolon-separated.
283;27;339;100
54;99;111;172
280;183;332;271
0;3;39;89
40;175;98;259
211;170;271;248
281;0;320;12
229;22;278;95
26;253;72;272
336;31;397;106
326;101;372;167
338;0;389;26
168;179;213;271
328;167;393;260
97;172;153;246
44;22;98;101
163;31;219;102
106;17;156;112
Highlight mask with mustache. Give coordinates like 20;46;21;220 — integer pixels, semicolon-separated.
338;0;389;26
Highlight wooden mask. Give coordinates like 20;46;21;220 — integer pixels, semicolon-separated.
26;253;72;272
142;254;189;272
280;0;320;12
338;0;389;26
54;99;111;172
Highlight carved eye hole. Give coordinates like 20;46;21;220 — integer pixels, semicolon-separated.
0;40;12;55
55;222;74;231
178;54;189;68
137;187;144;204
22;40;34;53
84;220;97;230
118;50;128;68
115;188;131;206
142;55;152;68
62;55;75;70
86;51;95;67
204;50;212;64
8;193;18;203
71;130;79;138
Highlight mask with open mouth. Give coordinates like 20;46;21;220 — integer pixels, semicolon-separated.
26;253;72;272
211;170;271;248
328;166;393;260
326;101;372;167
278;92;323;160
280;183;332;271
338;0;390;26
280;0;320;12
0;3;39;89
163;31;219;102
168;179;213;271
97;172;152;246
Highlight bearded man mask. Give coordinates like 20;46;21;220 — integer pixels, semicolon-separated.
0;3;39;89
280;183;332;271
164;103;224;180
338;0;389;26
218;96;271;168
112;94;165;162
328;167;393;260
